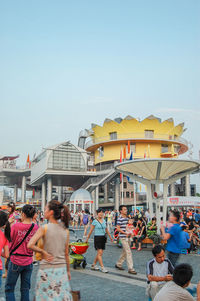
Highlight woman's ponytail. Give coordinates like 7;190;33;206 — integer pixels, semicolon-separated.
61;205;70;229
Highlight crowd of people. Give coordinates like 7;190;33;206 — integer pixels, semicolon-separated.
0;202;200;300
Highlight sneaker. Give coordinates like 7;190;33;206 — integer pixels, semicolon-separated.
91;265;100;271
115;264;125;270
131;246;136;249
128;269;137;275
101;267;108;273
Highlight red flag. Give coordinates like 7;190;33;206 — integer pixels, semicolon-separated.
128;141;130;154
27;154;30;163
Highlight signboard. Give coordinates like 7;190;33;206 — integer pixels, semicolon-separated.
160;197;200;207
132;206;143;212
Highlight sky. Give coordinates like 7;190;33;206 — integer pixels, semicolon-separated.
0;1;200;189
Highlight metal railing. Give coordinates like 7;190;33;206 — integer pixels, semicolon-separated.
85;133;188;149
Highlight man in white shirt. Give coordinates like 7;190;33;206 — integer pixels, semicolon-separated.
146;245;174;300
154;263;200;301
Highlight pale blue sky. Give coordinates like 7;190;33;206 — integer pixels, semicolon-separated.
0;0;199;171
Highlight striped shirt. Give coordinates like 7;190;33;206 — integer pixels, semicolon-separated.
117;215;129;238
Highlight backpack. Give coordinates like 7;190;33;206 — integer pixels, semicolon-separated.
83;214;89;225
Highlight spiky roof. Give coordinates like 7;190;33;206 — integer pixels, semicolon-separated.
89;115;186;137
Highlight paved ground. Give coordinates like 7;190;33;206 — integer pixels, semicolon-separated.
0;228;199;301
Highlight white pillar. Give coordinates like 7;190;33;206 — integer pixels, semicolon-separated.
47;178;52;203
14;185;18;203
185;175;191;196
170;183;176;196
41;181;46;212
147;183;154;218
91;190;95;214
58;186;62;202
95;186;99;211
115;179;120;210
21;176;26;203
163;182;168;226
155;183;161;234
104;183;108;203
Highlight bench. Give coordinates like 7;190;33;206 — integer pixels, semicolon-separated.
142;237;167;247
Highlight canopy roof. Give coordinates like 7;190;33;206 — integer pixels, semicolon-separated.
115;159;200;183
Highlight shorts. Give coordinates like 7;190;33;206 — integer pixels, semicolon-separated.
94;236;106;250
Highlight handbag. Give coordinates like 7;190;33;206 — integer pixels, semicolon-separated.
35;224;48;261
7;223;35;265
71;290;81;301
96;219;107;243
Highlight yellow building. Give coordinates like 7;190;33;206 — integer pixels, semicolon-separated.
85;115;188;165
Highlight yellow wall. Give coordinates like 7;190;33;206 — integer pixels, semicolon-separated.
94;141;177;164
92;118;184;140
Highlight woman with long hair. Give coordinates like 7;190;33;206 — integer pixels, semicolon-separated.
5;204;38;301
28;200;72;301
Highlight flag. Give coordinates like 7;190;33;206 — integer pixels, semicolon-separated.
128;141;130;154
120;150;122;182
127;152;133;183
123;146;126;160
27;154;30;163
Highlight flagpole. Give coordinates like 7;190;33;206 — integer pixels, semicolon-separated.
121;175;124;205
134;180;136;212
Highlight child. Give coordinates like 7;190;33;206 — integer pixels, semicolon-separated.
0;211;11;288
126;218;135;242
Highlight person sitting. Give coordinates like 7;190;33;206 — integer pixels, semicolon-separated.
132;218;146;251
146;245;174;300
147;217;161;247
154;263;200;301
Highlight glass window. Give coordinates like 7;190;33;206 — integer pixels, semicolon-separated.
174;144;180;153
109;132;117;140
161;144;169;153
126;191;130;198
98;146;104;158
131;191;134;198
123;182;127;189
145;130;154;138
48;143;86;171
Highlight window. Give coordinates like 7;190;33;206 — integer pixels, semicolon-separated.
161;144;169;153
98;146;104;158
109;132;117;140
126;191;130;198
131;191;134;198
174;144;180;153
123;182;127;189
145;130;154;138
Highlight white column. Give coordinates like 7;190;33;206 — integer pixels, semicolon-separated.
14;185;18;203
21;176;26;203
47;178;52;203
147;183;154;218
58;186;62;202
91;190;95;214
163;182;168;226
155;183;161;234
95;186;99;211
115;179;120;211
41;181;46;212
185;175;191;196
170;183;176;196
104;183;108;203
